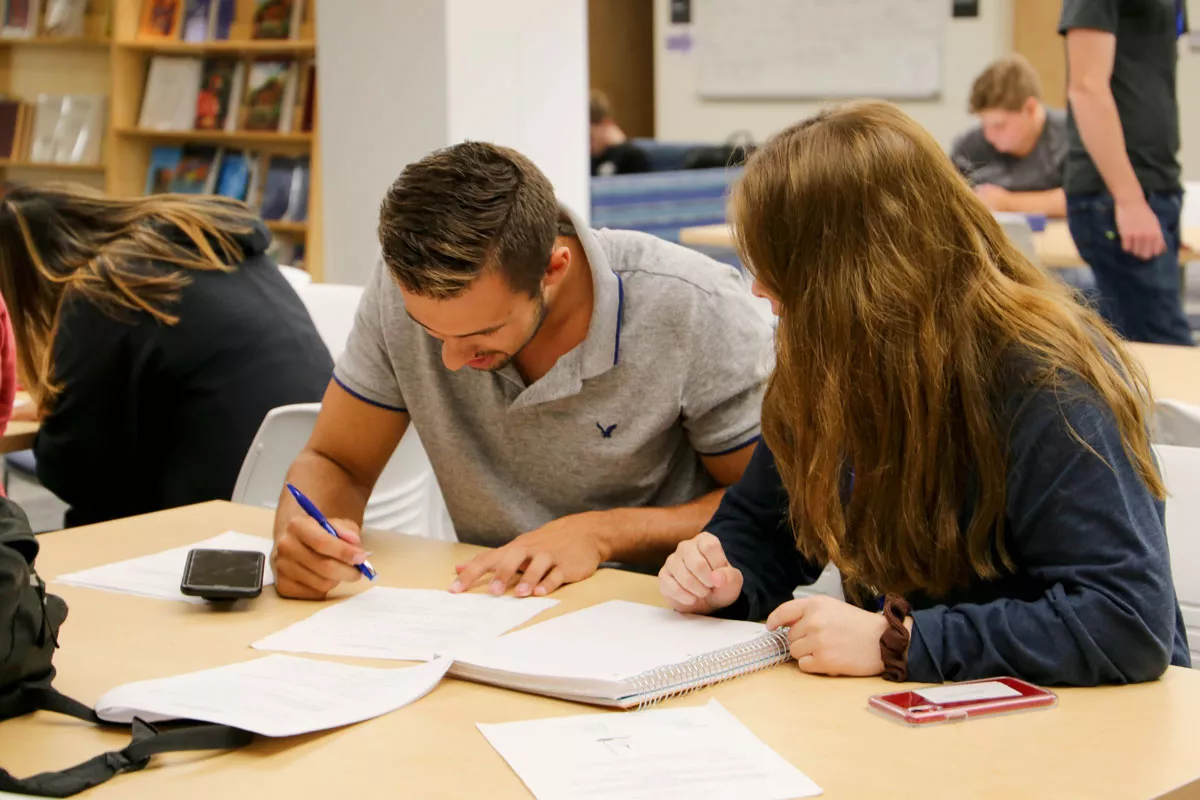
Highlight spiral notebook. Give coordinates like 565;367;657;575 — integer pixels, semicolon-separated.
446;600;792;709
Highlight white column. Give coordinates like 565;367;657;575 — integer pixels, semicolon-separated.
317;0;589;285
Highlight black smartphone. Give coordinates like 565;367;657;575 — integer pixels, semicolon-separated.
181;549;265;601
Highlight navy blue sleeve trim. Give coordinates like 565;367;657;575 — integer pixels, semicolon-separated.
698;434;762;458
613;273;625;366
332;375;407;412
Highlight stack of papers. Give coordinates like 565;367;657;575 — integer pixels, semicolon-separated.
96;655;452;737
55;531;275;603
252;587;558;661
479;699;822;800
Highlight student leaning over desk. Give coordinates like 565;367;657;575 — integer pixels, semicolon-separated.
659;101;1190;687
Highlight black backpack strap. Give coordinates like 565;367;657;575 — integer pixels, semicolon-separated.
0;686;253;798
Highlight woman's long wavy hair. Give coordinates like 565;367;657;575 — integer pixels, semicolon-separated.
0;183;259;408
731;101;1163;598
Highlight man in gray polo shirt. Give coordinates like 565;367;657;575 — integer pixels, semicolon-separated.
271;142;771;601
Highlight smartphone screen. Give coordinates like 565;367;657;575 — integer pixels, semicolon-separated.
182;549;265;599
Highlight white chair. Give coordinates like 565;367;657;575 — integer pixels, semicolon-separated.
1155;400;1200;449
1155;444;1200;666
232;405;457;541
293;282;365;361
278;264;313;290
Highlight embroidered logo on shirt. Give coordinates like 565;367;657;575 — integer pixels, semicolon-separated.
596;422;617;438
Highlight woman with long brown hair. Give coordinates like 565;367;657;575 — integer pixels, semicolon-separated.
659;102;1188;685
0;184;332;526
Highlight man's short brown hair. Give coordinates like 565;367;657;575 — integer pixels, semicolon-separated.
969;55;1042;113
378;142;558;299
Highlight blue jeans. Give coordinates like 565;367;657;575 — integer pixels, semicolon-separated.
1066;192;1193;346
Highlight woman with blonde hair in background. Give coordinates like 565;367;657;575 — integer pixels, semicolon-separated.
659;101;1189;686
0;184;331;526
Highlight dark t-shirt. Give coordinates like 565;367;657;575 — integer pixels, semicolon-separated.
951;108;1069;192
591;142;651;177
1058;0;1186;195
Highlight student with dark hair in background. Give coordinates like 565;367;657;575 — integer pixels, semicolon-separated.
0;184;332;526
590;90;650;176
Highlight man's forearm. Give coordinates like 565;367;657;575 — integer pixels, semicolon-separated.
1069;86;1143;202
593;489;725;563
1003;188;1067;218
272;449;372;540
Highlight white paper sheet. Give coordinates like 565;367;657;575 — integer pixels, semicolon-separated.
478;699;822;800
54;531;275;603
252;586;557;661
453;600;773;682
96;655;451;737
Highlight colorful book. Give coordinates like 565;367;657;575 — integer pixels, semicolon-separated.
194;58;238;130
241;61;288;131
259;155;296;219
169;145;220;194
1;0;41;38
208;0;234;39
139;0;183;39
145;146;184;195
214;150;250;201
300;63;315;132
252;0;296;39
181;0;211;41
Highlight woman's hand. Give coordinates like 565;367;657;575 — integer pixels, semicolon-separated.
766;594;901;677
658;532;744;614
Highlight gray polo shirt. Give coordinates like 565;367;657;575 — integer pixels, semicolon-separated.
334;210;773;547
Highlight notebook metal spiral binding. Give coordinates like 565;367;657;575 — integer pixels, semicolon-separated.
628;627;792;710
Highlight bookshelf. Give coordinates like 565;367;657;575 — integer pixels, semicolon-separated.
0;0;322;279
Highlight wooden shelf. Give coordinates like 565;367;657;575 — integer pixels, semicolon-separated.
264;220;309;235
0;36;110;49
0;159;107;171
114;127;312;145
117;38;315;56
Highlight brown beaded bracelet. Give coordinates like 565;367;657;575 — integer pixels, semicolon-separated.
880;593;913;682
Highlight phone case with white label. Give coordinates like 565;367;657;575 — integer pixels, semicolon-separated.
868;676;1057;726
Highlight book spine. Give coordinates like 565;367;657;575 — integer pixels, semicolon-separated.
626;629;792;710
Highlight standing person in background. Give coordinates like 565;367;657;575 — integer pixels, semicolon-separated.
590;90;650;176
951;55;1069;218
0;184;333;526
1060;0;1193;345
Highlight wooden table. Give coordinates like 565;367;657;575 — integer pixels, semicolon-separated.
679;221;1200;270
0;393;38;455
3;501;1200;799
1130;343;1200;406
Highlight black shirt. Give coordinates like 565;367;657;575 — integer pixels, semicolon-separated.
35;223;333;526
1059;0;1186;194
706;377;1190;686
591;142;651;177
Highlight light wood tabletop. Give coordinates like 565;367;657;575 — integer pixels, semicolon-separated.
1129;343;1200;407
679;220;1200;270
1;501;1199;799
0;393;38;455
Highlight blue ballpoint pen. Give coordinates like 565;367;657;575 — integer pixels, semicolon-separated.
286;483;377;580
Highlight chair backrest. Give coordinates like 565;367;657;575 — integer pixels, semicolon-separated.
590;167;741;243
1155;400;1200;448
293;283;365;362
1155;444;1200;666
231;404;455;541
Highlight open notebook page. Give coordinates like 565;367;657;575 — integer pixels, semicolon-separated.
447;600;773;687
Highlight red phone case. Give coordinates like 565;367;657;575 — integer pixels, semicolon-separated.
868;676;1057;726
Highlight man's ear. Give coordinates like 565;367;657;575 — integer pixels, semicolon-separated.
1023;96;1040;118
543;244;571;289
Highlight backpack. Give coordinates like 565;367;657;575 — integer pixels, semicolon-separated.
0;498;253;797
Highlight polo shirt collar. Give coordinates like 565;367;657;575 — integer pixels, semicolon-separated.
564;204;624;381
